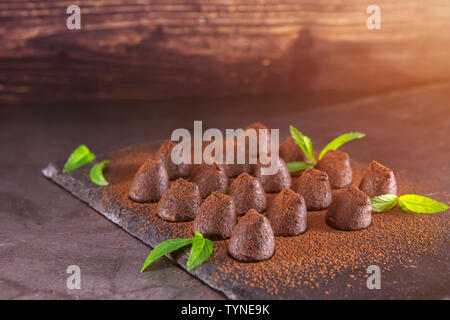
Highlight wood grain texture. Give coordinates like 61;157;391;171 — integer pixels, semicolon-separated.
1;0;450;103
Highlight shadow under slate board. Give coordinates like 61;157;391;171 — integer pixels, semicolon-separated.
42;143;449;300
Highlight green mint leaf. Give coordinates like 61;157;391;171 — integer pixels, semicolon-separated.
289;125;316;163
62;145;96;173
90;160;110;186
286;161;315;172
397;194;449;214
187;231;214;271
371;194;398;212
319;132;365;160
141;238;194;272
397;197;407;212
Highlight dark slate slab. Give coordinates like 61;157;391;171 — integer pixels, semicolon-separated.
42;143;450;300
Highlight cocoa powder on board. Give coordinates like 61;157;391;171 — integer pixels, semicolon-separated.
93;144;448;297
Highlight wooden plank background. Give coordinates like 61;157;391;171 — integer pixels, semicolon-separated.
1;0;450;103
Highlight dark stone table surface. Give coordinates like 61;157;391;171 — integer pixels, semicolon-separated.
1;83;449;299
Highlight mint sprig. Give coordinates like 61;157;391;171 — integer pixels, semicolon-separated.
371;194;449;214
62;145;112;187
286;161;315;172
398;194;449;213
319;132;366;160
90;160;110;186
371;194;398;212
187;232;214;271
289;125;316;164
287;126;365;172
141;232;213;272
62;145;96;173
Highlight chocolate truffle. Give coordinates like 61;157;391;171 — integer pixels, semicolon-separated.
326;184;372;231
228;173;267;215
155;140;191;180
244;122;271;159
279;136;305;163
292;168;332;211
253;157;292;193
128;159;169;202
359;160;397;197
156;178;202;222
222;162;251;178
221;139;251;178
316;149;352;188
192;191;236;240
190;164;228;198
266;188;307;236
228;209;275;262
245;122;271;147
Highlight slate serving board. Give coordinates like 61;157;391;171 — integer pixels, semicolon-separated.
42;143;450;300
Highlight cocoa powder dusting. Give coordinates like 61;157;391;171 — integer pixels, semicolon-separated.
93;145;449;297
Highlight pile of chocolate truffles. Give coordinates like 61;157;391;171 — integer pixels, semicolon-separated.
129;123;397;262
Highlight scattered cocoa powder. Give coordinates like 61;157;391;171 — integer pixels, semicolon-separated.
91;144;449;297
